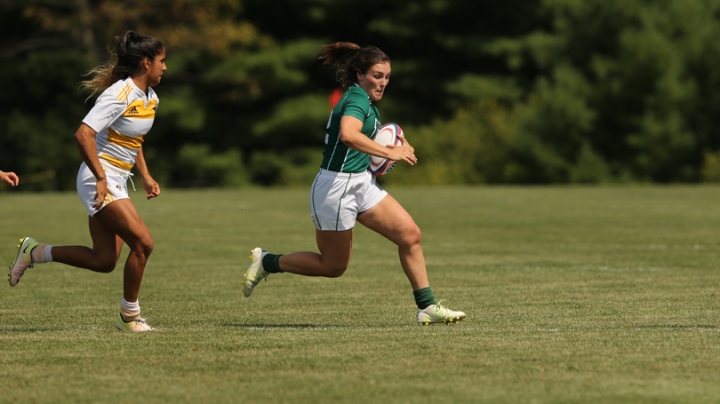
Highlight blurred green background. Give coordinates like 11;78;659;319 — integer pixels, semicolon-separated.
3;0;720;190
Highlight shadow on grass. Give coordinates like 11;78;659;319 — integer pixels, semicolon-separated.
0;327;55;333
223;324;327;329
634;324;718;329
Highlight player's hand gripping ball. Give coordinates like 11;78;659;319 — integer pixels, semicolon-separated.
369;123;404;176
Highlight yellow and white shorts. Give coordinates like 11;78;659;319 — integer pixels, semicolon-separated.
310;169;387;231
76;161;131;216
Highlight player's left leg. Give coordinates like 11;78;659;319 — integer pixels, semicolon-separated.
358;194;465;325
93;199;155;331
357;194;427;288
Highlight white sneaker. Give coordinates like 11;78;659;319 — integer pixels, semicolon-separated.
116;314;155;332
243;247;269;297
416;300;466;325
8;237;39;286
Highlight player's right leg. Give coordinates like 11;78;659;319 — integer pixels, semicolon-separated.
8;217;121;286
243;229;353;297
244;169;358;297
243;247;269;297
50;216;123;272
8;237;40;286
281;229;354;277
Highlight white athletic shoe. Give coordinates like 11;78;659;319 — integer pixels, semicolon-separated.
243;247;269;297
416;300;466;325
116;314;155;332
8;237;39;287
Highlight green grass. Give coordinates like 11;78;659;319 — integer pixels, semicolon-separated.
1;185;720;403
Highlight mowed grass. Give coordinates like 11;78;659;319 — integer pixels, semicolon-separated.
1;185;720;403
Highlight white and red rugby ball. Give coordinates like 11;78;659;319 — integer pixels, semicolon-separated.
369;123;404;176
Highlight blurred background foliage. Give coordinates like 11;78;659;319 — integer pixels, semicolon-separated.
3;0;720;191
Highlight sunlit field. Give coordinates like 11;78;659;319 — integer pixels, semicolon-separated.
1;186;719;403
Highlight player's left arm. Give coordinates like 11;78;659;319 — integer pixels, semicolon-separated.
135;147;160;199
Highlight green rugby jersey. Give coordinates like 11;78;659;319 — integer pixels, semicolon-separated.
320;85;381;173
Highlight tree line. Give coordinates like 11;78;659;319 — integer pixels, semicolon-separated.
2;0;720;191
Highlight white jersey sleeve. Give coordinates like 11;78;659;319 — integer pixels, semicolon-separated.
82;89;127;134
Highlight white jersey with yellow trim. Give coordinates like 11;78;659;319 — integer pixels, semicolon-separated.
82;77;159;174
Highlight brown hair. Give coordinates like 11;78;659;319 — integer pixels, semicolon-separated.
319;42;390;89
80;30;164;99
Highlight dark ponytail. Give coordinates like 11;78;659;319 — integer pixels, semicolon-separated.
319;42;390;89
81;30;164;98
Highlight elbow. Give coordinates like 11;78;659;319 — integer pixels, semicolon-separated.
75;124;95;144
75;132;88;146
339;132;352;145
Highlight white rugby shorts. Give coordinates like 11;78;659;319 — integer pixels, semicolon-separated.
76;162;131;216
310;168;387;231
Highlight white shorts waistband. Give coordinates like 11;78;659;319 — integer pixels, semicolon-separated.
318;168;368;180
99;159;132;177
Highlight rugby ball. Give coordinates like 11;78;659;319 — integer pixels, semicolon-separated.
369;123;404;176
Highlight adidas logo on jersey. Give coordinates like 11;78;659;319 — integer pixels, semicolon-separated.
127;106;139;115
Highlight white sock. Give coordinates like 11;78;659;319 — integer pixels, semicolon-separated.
31;244;53;263
120;298;141;321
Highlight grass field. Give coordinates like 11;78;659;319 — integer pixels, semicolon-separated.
1;185;719;403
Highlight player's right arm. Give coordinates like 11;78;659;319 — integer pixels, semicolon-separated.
339;116;416;165
78;84;127;209
75;123;108;209
337;91;416;165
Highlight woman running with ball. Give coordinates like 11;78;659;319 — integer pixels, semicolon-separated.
8;31;166;332
243;42;465;325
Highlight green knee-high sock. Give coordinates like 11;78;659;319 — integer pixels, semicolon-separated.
413;287;437;310
262;253;284;273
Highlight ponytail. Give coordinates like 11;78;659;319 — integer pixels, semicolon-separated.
80;30;164;99
319;42;390;89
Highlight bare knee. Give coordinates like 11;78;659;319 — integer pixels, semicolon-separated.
131;237;154;258
143;238;154;256
93;257;117;273
397;224;422;248
326;266;347;278
324;264;348;278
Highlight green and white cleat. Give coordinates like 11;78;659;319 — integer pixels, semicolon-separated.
243;247;269;297
8;237;39;287
416;300;466;325
116;314;155;332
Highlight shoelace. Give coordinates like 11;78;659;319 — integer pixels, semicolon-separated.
133;316;155;330
431;299;452;317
